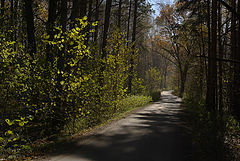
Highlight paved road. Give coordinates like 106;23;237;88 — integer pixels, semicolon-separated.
48;91;193;161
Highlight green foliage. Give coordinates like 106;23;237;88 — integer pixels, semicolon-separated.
0;18;146;158
224;116;240;160
144;67;162;94
63;95;152;135
183;98;228;161
150;90;161;102
115;95;152;112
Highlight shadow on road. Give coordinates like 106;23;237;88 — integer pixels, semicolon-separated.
49;91;193;161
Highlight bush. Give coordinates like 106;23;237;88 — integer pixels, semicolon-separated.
116;95;152;112
183;98;228;161
144;67;162;93
63;95;152;135
150;90;161;102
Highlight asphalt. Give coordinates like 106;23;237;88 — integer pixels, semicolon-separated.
47;91;193;161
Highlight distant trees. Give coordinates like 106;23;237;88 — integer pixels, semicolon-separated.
169;0;240;120
152;0;240;121
153;4;197;97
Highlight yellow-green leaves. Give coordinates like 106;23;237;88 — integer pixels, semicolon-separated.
5;130;13;136
92;21;98;26
5;119;13;126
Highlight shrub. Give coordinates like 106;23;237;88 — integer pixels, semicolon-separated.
150;90;161;102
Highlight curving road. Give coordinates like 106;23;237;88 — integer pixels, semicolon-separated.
47;91;193;161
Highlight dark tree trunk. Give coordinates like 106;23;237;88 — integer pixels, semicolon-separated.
164;62;168;89
79;0;87;19
10;0;14;42
206;0;211;110
179;63;188;98
23;0;36;59
55;0;68;126
218;1;223;118
88;0;93;20
232;0;240;120
71;0;80;24
0;0;4;28
118;0;122;29
206;0;218;112
71;0;87;25
87;0;93;42
128;0;137;94
47;0;57;63
230;0;237;117
57;0;67;88
94;0;99;41
10;0;13;27
127;0;132;45
209;0;218;112
101;0;113;57
60;0;68;32
0;0;4;13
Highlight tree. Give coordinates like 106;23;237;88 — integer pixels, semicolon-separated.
128;0;138;93
46;0;57;63
0;0;5;29
101;0;113;57
23;0;36;59
154;4;196;97
118;0;122;28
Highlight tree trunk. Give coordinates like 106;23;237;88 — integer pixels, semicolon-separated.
94;0;99;41
206;0;217;112
23;0;36;59
79;0;87;18
0;0;4;28
128;0;137;94
206;0;211;110
71;0;80;24
232;0;240;120
71;0;87;23
60;0;67;32
230;0;237;117
218;1;223;117
0;0;4;14
10;0;13;27
60;0;67;31
101;0;113;57
88;0;93;20
118;0;122;29
87;0;93;42
47;0;57;63
58;0;67;89
179;64;188;98
127;0;132;45
211;0;218;111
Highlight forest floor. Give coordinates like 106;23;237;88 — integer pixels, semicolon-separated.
40;91;193;161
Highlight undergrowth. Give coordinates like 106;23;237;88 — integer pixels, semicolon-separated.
1;95;151;160
184;98;240;161
63;95;152;135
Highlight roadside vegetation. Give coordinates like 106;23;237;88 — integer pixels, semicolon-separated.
184;98;240;161
150;1;240;160
0;0;163;160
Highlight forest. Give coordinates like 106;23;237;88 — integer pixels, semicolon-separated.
0;0;240;160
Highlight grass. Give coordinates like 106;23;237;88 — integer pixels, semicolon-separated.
28;95;152;159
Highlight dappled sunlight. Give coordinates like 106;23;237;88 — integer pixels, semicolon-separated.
48;91;192;161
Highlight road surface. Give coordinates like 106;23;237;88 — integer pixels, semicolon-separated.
47;91;193;161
